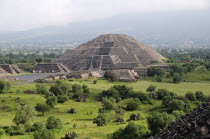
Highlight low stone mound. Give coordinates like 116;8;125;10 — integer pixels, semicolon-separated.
32;63;70;73
149;100;210;139
0;64;23;74
0;74;16;81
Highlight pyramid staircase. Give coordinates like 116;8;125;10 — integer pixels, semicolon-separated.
0;64;23;74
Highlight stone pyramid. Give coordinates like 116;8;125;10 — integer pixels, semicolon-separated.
53;34;164;71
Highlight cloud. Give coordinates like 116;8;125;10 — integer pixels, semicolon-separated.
0;0;209;32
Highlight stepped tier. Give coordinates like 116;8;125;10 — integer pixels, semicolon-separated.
32;63;70;73
0;64;23;74
53;34;165;71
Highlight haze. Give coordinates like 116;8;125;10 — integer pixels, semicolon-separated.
0;0;210;32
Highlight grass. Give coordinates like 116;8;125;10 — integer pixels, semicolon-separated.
0;76;210;139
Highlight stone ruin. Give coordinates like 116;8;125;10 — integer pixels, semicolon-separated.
53;34;166;72
149;99;210;139
32;63;70;73
0;64;23;74
112;69;136;82
51;34;169;78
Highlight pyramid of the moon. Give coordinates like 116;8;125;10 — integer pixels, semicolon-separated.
53;34;165;71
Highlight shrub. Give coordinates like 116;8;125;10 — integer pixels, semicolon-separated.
13;105;35;125
173;73;182;83
0;128;5;137
93;80;97;84
46;116;63;130
49;81;70;96
102;87;120;99
168;100;185;112
195;91;206;101
35;103;51;116
72;84;82;94
115;117;126;124
115;108;125;116
46;96;58;108
57;95;69;103
112;122;149;139
185;92;196;101
104;71;119;81
64;131;78;139
130;113;141;121
101;98;115;111
93;113;111;126
156;76;163;82
162;96;174;107
146;85;157;93
34;129;55;139
36;84;48;94
156;89;170;100
68;108;77;114
0;80;10;94
126;102;139;111
9;124;25;136
31;122;45;131
147;112;175;134
172;110;185;119
147;67;165;77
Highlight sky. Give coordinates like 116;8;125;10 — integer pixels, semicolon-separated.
0;0;209;32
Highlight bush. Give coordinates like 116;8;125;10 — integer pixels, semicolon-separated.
104;71;119;81
156;89;170;100
162;96;174;107
36;84;48;94
31;122;45;131
173;73;182;83
172;110;185;119
34;129;55;139
147;67;165;77
35;103;51;116
68;108;77;114
130;113;141;121
156;76;163;82
0;128;5;137
0;80;11;94
13;105;35;125
9;124;25;136
115;117;126;124
46;116;63;130
72;84;82;94
168;100;186;112
126;102;139;111
93;80;97;84
49;81;70;96
57;95;69;103
64;131;78;139
195;91;206;101
93;113;111;126
147;112;175;134
185;92;196;101
102;87;120;99
46;96;58;108
112;122;149;139
146;85;157;93
101;98;115;111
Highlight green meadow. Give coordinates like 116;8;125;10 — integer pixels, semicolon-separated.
0;71;210;139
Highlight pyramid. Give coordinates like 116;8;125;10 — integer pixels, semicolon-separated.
53;34;165;71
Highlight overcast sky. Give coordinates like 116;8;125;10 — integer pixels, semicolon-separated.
0;0;209;32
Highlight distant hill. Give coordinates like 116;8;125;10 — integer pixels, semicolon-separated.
0;9;210;45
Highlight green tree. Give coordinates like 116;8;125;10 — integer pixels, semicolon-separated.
147;112;175;134
93;113;111;126
35;103;51;116
146;85;157;93
101;98;115;111
172;110;185;119
168;100;185;112
126;102;139;111
0;80;10;93
64;131;78;139
46;96;58;108
112;122;149;139
0;128;5;137
185;92;196;101
46;116;63;130
173;73;182;84
57;95;69;103
104;71;119;81
36;84;48;94
147;67;165;77
195;91;206;101
13;105;35;125
34;129;55;139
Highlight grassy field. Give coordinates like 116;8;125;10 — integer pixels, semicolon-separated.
0;77;210;139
